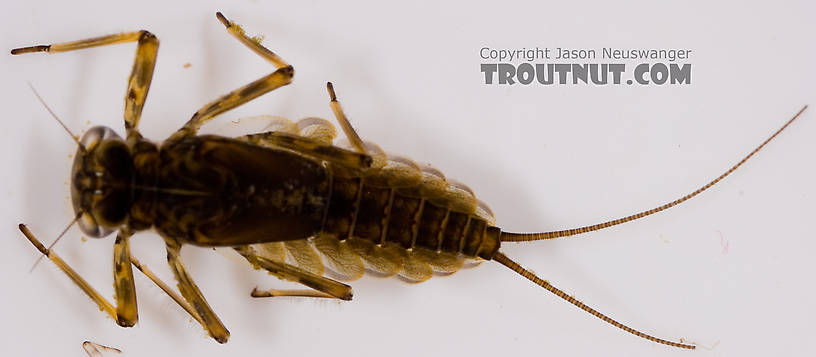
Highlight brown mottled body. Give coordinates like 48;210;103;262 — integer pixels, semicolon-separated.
151;135;331;246
13;10;503;344
15;11;804;350
132;130;503;263
239;129;502;283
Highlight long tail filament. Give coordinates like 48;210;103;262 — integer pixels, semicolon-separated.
493;252;695;349
502;105;808;242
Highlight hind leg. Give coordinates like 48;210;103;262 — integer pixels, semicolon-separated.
249;288;338;299
238;131;372;170
234;245;353;301
326;82;368;154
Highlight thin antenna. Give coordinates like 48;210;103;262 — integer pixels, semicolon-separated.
493;252;695;349
502;105;808;242
29;212;82;272
27;82;86;151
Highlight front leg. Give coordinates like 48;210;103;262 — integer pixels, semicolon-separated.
12;30;159;142
112;230;137;327
18;225;138;327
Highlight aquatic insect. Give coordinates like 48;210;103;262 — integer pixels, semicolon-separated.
12;12;808;350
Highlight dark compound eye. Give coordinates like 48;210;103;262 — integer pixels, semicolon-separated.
97;141;133;179
96;189;130;227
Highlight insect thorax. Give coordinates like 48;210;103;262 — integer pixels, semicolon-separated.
150;135;331;246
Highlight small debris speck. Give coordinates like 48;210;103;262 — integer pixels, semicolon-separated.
183;62;192;69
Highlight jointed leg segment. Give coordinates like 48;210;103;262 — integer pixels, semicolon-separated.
19;225;140;327
326;82;368;154
19;224;119;324
250;287;338;299
165;240;230;343
112;230;138;327
168;12;295;143
11;30;159;141
215;12;288;68
15;12;366;345
234;246;353;301
18;225;215;336
128;256;205;328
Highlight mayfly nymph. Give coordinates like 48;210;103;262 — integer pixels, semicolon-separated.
12;12;808;350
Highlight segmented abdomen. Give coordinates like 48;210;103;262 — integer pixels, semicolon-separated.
243;116;500;282
323;175;500;262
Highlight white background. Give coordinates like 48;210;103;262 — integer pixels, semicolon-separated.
1;1;814;356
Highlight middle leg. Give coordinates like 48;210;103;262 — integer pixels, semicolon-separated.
168;12;294;143
165;240;230;343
